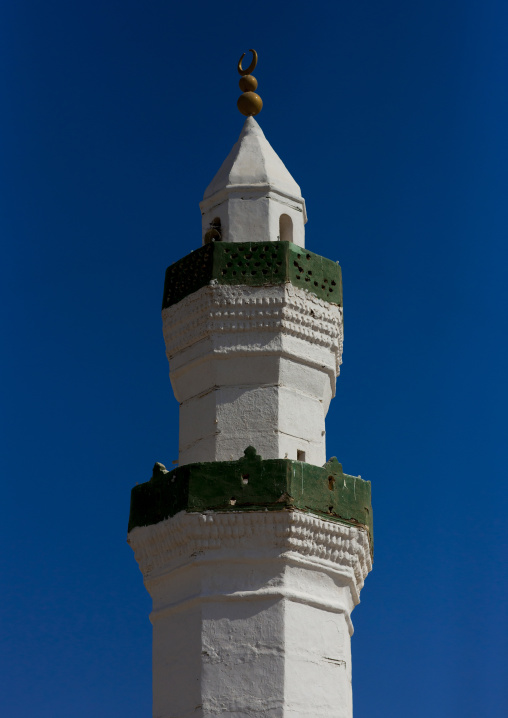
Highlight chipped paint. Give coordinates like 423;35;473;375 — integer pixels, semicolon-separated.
128;447;373;556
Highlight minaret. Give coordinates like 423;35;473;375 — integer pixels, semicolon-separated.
128;51;373;718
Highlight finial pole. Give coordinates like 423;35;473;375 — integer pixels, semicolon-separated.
237;49;263;117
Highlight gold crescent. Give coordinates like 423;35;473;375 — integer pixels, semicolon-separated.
237;49;258;76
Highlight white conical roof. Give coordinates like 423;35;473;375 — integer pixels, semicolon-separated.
203;117;302;200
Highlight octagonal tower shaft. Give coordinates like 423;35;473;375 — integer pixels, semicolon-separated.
129;113;372;718
164;119;343;467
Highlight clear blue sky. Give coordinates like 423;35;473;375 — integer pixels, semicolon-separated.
1;1;507;716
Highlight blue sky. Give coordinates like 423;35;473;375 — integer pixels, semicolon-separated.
1;1;507;716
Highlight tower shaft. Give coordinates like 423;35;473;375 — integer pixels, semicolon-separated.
128;114;372;718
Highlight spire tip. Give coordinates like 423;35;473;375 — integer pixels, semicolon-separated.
237;49;263;117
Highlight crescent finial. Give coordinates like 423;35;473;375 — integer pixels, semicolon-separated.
236;49;262;117
237;49;258;76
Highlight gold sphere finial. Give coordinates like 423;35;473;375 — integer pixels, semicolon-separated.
237;49;263;117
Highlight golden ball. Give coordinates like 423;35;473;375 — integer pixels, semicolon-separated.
239;75;258;92
237;92;263;117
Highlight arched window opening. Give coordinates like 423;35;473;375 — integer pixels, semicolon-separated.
279;214;293;243
204;217;222;244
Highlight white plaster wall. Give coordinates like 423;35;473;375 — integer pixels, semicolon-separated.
268;195;305;247
201;593;286;717
177;383;325;465
162;284;343;466
278;385;326;464
200;188;306;247
284;600;353;718
152;604;202;718
129;510;371;718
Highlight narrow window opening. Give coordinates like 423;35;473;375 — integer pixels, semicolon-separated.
297;450;306;462
204;217;222;244
279;214;293;243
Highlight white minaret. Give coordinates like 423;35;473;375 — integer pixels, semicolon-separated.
128;51;372;718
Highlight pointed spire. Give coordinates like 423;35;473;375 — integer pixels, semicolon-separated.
198;52;307;247
203;117;301;200
200;117;307;247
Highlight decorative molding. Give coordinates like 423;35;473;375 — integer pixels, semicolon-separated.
162;283;343;375
200;183;307;223
128;508;372;605
128;450;372;552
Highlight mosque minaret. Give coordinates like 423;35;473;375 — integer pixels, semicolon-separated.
128;50;373;718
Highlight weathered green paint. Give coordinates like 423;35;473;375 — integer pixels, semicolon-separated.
162;242;343;309
128;447;372;555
